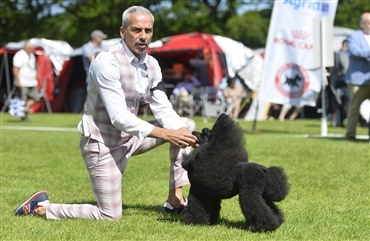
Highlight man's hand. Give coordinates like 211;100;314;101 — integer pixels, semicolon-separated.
150;126;198;148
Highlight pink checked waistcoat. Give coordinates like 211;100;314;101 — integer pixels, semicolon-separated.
86;41;156;146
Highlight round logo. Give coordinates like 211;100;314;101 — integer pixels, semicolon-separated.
275;63;309;98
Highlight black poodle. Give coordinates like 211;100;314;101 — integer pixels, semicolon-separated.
182;114;289;232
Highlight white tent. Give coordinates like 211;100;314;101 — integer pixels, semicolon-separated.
4;38;74;75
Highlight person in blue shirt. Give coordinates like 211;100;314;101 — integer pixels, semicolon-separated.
344;12;370;140
172;71;201;115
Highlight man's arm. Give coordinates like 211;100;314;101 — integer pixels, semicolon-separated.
12;66;21;87
347;31;370;59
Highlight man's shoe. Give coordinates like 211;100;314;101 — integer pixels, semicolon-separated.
15;190;49;216
163;197;188;215
21;116;31;122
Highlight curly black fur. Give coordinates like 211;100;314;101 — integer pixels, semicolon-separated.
182;114;289;232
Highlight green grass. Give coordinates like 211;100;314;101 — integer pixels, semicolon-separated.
1;113;369;241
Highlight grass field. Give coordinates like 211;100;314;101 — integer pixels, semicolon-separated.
1;113;369;241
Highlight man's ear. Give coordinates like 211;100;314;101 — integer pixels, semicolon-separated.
120;26;125;39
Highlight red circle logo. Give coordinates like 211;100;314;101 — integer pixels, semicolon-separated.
275;63;309;98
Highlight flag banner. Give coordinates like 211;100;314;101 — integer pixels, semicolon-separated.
258;0;338;107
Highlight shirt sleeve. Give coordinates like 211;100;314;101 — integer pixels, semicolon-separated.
149;58;186;130
347;31;370;59
90;52;154;140
12;51;24;68
82;43;93;58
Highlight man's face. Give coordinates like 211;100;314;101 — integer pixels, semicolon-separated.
94;37;104;45
24;43;35;54
361;14;370;35
120;13;153;58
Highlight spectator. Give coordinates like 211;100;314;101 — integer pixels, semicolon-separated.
12;40;39;122
172;71;201;115
331;39;350;127
223;77;247;119
14;6;198;220
79;29;107;111
344;12;370;141
82;29;108;84
278;104;303;121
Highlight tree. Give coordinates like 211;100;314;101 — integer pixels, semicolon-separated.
335;0;370;29
0;0;367;49
225;9;271;48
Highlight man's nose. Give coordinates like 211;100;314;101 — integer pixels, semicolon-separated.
139;30;147;39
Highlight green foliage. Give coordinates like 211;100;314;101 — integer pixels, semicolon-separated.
226;11;270;48
335;0;370;29
0;1;367;50
1;113;369;240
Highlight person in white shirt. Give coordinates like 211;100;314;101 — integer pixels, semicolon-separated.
82;30;108;83
15;6;198;220
12;40;39;121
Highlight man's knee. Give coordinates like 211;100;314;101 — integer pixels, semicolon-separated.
100;210;122;221
182;117;196;132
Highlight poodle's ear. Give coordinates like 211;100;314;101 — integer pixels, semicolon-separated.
181;153;193;171
263;166;289;202
181;148;203;172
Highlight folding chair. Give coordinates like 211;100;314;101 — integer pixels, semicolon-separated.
201;86;226;118
1;86;17;112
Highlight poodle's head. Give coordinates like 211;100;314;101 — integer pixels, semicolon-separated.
193;114;246;149
192;128;211;145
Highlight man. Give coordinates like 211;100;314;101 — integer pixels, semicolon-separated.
344;12;370;141
172;71;201;115
12;40;40;121
223;77;247;119
15;6;198;220
79;30;107;112
82;29;108;83
332;40;350;127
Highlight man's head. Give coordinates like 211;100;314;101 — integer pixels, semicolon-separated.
120;6;154;58
23;41;35;54
227;77;236;88
91;30;107;46
360;12;370;35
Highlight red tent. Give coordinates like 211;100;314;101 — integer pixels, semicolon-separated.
0;47;55;113
0;38;75;113
147;32;228;92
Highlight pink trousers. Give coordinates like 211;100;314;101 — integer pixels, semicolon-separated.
45;118;195;220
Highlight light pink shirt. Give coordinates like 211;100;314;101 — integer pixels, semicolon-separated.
78;40;185;142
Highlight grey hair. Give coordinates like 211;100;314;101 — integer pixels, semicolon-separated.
122;6;154;28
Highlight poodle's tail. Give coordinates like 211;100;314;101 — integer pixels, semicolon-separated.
263;166;290;202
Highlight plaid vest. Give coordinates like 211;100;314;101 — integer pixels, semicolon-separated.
88;41;156;146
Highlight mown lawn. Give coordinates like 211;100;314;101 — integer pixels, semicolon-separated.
1;113;369;241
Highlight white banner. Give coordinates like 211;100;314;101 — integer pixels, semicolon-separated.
258;0;338;107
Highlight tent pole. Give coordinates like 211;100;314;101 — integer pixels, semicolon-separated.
252;100;259;131
4;51;11;94
0;54;4;87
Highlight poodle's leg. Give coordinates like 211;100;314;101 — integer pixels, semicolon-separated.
236;164;282;232
209;198;221;225
184;187;221;225
265;200;284;225
238;187;281;232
